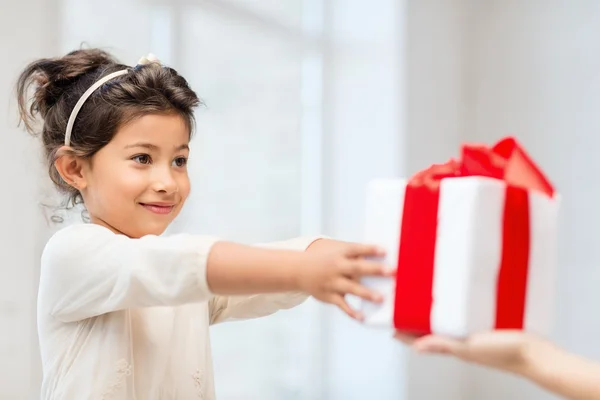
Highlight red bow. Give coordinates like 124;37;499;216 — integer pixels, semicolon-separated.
408;137;554;197
393;136;554;335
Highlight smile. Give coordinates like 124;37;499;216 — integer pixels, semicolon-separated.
139;203;176;215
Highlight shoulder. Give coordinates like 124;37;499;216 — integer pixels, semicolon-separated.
50;223;116;240
42;224;121;265
42;224;220;265
45;223;119;249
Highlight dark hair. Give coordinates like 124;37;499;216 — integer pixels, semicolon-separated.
16;48;201;206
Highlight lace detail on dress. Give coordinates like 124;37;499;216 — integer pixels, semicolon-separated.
101;359;132;399
192;368;204;399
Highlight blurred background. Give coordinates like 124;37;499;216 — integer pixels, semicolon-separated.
1;0;599;399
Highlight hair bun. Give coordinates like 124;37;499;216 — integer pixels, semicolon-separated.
17;49;117;133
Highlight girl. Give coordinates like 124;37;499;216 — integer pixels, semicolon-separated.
396;328;600;398
18;49;392;399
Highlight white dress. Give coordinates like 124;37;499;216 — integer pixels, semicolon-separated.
37;223;322;400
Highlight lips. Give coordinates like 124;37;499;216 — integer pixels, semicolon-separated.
139;203;175;215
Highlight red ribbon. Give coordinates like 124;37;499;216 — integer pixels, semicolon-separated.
392;137;554;334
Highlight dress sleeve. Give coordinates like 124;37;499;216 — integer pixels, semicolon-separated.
39;224;220;322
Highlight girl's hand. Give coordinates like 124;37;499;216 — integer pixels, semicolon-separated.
394;330;535;373
298;243;394;321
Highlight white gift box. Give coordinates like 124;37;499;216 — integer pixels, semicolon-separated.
360;177;559;337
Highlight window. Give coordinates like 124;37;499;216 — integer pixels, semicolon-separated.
58;1;326;398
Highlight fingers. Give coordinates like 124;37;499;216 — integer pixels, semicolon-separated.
342;259;396;277
334;279;384;303
331;295;364;321
412;335;462;355
345;244;386;259
393;331;417;345
395;333;473;360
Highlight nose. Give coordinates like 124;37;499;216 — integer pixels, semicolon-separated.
151;166;178;194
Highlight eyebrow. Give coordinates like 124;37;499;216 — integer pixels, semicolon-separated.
124;143;189;151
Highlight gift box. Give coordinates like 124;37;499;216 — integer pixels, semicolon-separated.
360;137;559;337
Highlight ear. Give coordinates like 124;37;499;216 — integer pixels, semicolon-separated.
54;146;89;190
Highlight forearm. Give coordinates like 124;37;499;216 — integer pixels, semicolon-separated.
517;338;600;399
206;241;309;295
305;238;350;253
207;236;329;324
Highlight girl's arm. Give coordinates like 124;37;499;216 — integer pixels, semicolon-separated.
41;225;389;323
209;237;363;324
209;236;321;324
207;238;389;322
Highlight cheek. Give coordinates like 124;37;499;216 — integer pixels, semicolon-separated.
94;165;146;199
178;174;191;200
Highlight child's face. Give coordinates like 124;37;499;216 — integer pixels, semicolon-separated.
80;113;191;238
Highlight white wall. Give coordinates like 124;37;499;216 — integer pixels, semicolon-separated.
406;1;600;399
0;0;58;398
466;2;600;399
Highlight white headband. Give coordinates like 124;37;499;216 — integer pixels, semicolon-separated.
64;53;161;146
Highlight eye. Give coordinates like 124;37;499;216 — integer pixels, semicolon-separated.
132;154;152;165
173;157;188;167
